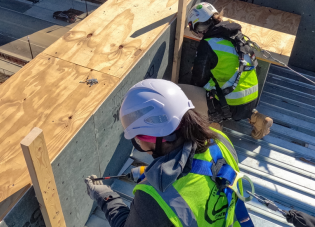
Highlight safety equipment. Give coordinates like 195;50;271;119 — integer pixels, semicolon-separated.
203;37;258;120
120;79;194;140
187;2;218;36
248;38;315;86
250;110;273;140
134;129;255;227
247;191;315;227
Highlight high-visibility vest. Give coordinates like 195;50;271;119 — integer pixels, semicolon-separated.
203;38;258;106
133;129;245;227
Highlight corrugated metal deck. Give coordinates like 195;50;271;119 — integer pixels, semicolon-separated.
86;65;315;227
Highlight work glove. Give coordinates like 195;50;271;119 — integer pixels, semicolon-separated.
84;175;119;209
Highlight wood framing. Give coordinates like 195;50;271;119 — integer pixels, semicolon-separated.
183;0;301;65
0;0;185;207
21;127;66;227
0;0;302;224
171;0;187;83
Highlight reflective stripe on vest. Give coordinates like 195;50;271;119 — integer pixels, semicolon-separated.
204;38;258;106
133;129;244;227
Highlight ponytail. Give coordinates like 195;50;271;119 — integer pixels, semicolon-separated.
212;9;224;25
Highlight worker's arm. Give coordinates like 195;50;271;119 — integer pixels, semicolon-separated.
102;190;173;227
85;177;173;227
191;39;218;87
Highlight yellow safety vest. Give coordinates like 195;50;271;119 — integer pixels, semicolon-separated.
133;129;244;227
203;38;258;106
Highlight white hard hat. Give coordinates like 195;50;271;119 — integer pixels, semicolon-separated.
187;2;218;33
120;79;195;139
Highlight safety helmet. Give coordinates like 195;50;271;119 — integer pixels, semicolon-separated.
120;79;195;140
187;2;218;36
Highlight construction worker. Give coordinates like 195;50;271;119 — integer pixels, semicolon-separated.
186;2;273;139
85;79;254;227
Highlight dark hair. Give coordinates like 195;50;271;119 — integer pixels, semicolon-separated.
212;10;224;25
179;109;217;153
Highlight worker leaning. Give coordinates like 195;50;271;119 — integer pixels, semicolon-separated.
183;2;273;139
85;79;255;227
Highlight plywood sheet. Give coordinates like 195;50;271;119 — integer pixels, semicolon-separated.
1;0;192;216
0;53;119;203
43;0;182;78
184;0;301;65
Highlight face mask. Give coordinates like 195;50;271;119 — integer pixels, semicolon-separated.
131;130;179;158
131;138;154;153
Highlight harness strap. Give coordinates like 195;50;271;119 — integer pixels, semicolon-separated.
190;142;254;227
206;35;258;119
210;76;232;120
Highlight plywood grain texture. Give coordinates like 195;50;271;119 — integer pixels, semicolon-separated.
251;0;315;72
184;0;301;65
21;127;66;227
0;53;119;204
43;0;184;78
0;0;196;219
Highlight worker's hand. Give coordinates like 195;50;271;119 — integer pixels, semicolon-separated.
84;175;114;206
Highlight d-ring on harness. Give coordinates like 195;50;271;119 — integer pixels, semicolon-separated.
190;141;255;226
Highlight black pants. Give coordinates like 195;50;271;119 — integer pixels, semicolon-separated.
209;98;258;122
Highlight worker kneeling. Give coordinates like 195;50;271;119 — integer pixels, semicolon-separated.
185;2;273;139
85;79;254;227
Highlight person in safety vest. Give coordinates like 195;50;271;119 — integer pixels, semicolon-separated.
186;2;273;139
84;79;255;227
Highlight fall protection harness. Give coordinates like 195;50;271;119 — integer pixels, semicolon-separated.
190;142;255;226
207;33;259;120
136;140;256;226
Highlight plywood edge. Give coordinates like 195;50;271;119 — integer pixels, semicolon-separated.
0;0;191;215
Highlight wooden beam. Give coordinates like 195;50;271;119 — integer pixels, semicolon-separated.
20;127;66;227
171;0;187;83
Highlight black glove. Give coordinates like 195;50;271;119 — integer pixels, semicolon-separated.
84;175;120;209
284;209;315;227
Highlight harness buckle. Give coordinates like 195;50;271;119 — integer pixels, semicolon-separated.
228;171;255;202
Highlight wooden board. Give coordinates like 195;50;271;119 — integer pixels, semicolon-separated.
21;127;66;227
43;0;185;78
0;53;119;204
184;0;301;65
0;0;194;217
171;0;187;83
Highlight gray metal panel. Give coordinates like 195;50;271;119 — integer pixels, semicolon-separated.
0;187;45;227
178;37;198;84
1;116;100;227
1;13;178;227
51;116;100;227
94;18;177;184
251;0;315;72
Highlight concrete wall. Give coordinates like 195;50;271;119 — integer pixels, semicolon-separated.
0;16;176;227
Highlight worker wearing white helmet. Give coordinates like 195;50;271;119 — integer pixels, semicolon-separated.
185;2;273;139
85;79;255;227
